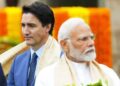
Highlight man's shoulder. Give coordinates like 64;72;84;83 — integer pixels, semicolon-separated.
15;49;30;61
99;64;119;79
99;64;114;72
99;64;114;74
99;64;120;85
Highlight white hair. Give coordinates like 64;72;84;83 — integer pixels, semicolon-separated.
58;17;90;43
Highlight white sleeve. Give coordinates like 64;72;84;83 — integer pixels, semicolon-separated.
100;64;120;86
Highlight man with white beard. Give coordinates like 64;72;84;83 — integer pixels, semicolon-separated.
35;18;120;86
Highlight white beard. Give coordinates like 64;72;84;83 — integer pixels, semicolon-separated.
68;42;96;62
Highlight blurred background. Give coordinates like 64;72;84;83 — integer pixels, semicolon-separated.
0;0;120;77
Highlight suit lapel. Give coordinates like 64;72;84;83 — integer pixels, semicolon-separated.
22;50;31;86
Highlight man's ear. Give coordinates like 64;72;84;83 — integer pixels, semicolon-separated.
60;40;68;52
45;24;51;33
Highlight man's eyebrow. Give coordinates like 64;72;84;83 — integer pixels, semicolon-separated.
22;22;36;25
78;35;87;38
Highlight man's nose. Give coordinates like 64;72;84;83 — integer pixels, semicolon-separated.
22;26;30;35
87;38;94;47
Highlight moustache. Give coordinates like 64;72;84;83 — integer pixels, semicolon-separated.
24;34;32;38
83;47;95;54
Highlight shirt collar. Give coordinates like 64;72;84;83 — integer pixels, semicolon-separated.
30;45;45;59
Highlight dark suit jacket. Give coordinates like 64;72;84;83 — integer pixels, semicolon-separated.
0;63;6;86
7;50;31;86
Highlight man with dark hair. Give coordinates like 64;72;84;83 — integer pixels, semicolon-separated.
7;1;61;86
22;2;55;35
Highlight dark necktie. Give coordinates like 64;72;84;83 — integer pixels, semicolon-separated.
27;53;38;86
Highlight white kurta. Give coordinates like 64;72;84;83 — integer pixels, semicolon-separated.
35;61;120;86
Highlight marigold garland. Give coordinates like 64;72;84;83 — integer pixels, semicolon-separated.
0;8;7;36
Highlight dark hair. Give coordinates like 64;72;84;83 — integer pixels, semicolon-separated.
22;1;55;35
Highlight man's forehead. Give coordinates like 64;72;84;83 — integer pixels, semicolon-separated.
71;25;92;33
70;27;93;38
78;32;93;38
22;13;39;23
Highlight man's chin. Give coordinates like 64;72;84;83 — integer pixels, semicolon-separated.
84;53;96;61
25;41;34;46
